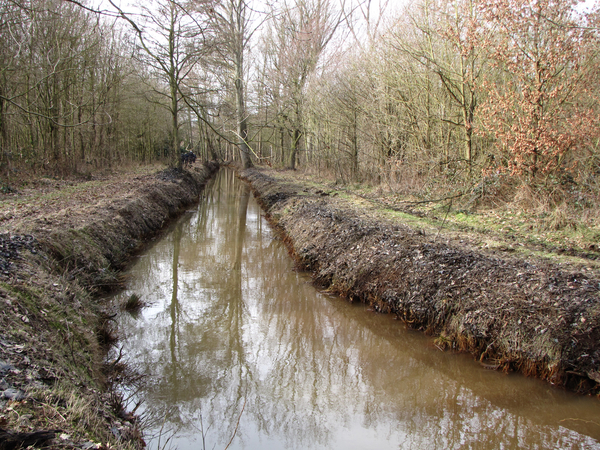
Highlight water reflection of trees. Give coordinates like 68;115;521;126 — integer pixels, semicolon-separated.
115;169;600;450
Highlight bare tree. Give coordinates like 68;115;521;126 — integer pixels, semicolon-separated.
112;0;213;169
263;0;344;169
388;0;488;172
212;0;257;168
0;0;127;175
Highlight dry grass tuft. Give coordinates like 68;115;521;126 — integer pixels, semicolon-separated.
96;313;119;348
545;202;578;231
121;294;146;312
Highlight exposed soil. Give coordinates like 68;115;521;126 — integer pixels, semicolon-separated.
0;160;598;448
239;167;600;397
0;162;218;449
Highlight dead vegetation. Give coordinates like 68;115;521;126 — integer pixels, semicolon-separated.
0;162;218;449
240;167;600;397
287;163;600;264
121;294;146;312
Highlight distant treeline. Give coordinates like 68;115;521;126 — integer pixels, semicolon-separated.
2;0;599;203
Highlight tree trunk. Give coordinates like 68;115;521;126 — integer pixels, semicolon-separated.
289;128;300;170
236;77;252;168
171;80;181;169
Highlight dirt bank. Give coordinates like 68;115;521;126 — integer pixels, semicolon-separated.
0;162;218;449
240;167;600;396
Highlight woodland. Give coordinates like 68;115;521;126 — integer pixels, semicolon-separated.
1;0;600;224
1;4;600;443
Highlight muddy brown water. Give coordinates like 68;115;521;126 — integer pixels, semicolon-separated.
111;169;600;450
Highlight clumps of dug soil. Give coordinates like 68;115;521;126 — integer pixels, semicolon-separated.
0;234;37;276
240;167;600;396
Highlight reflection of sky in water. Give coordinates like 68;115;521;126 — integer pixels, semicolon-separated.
112;169;600;450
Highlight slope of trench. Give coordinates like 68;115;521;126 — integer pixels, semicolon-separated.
240;168;600;395
112;169;600;450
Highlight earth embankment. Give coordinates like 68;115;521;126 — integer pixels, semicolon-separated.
0;162;218;449
240;167;600;396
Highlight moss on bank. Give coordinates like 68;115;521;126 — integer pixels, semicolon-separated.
0;162;218;449
240;167;600;397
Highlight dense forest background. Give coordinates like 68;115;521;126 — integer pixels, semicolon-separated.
1;0;599;216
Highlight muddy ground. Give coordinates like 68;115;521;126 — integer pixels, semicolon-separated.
239;167;600;397
0;162;218;449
